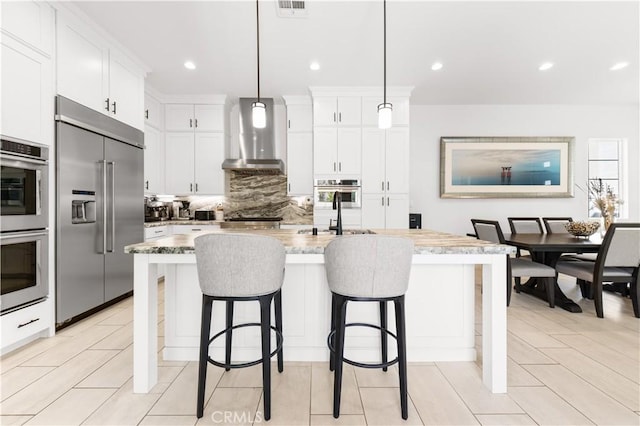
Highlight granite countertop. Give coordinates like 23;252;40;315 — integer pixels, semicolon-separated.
126;228;514;255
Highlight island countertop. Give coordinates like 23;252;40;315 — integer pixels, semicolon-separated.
125;228;514;255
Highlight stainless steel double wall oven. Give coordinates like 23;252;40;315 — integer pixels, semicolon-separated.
0;137;49;314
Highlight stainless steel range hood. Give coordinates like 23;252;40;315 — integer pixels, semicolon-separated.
222;98;285;174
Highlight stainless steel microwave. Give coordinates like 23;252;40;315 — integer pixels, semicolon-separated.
313;179;361;209
1;137;49;232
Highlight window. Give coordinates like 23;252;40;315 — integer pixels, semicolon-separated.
587;138;627;218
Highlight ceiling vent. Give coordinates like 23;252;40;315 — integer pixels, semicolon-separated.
277;0;308;18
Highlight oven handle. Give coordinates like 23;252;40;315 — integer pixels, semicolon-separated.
36;169;42;216
0;231;48;240
0;152;48;165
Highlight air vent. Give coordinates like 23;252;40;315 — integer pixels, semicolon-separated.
277;0;308;17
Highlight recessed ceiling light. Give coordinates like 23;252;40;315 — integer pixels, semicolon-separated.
184;61;196;70
610;62;628;71
539;62;554;71
309;61;320;71
431;62;443;71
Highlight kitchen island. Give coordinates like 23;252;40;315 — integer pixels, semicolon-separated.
125;229;514;395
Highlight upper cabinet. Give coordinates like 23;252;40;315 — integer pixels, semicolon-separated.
57;13;145;130
287;104;312;132
313;96;361;127
165;104;224;132
0;2;54;145
144;93;162;129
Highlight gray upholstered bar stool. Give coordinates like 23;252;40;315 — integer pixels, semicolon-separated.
194;234;286;420
324;235;414;420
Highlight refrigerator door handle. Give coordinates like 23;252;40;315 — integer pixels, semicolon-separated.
107;161;116;253
101;160;107;254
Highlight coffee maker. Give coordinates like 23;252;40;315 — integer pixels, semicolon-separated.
178;200;191;220
144;196;171;222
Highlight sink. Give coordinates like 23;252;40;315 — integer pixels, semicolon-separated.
297;229;376;235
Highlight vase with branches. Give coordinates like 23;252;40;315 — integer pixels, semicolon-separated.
589;178;621;231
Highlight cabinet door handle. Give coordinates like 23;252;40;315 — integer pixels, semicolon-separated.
288;183;291;192
333;112;336;123
194;119;198;128
288;119;291;129
333;162;336;172
195;183;199;192
105;98;110;111
145;180;149;190
190;119;193;128
145;109;149;119
17;318;40;328
338;162;341;172
191;228;201;231
154;230;163;234
190;183;193;192
387;197;390;206
387;181;390;191
339;112;342;122
381;196;384;206
381;181;385;191
112;101;117;115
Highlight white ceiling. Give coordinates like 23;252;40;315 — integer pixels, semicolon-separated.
72;1;639;105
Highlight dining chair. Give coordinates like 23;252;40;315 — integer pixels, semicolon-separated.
471;219;557;307
507;217;544;258
542;217;573;234
555;223;640;318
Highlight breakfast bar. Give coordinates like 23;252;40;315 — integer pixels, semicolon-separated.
125;229;514;395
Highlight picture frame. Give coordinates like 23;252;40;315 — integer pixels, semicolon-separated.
440;136;575;198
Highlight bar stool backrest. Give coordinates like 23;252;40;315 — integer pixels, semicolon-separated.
194;234;285;297
324;235;414;298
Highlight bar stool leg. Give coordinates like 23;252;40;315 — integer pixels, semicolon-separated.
259;295;273;421
329;294;337;372
225;301;234;371
394;296;408;420
275;289;284;373
197;295;213;419
333;295;348;419
379;301;388;372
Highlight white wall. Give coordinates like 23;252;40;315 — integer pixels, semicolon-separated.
409;105;639;235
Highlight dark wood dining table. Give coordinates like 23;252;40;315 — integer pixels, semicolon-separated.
504;233;603;312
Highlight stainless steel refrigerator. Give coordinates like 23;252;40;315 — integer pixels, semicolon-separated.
55;96;144;326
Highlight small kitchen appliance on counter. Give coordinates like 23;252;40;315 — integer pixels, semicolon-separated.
144;196;172;222
177;200;191;220
194;210;216;221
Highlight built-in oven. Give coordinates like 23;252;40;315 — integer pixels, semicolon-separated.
1;137;49;232
314;179;361;209
0;230;49;314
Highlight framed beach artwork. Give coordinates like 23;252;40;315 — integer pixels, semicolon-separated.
440;137;575;198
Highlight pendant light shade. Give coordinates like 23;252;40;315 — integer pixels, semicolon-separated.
377;0;393;129
252;0;265;129
252;101;266;128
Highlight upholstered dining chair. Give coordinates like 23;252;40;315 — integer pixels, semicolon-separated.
555;223;640;318
542;217;573;234
471;219;557;307
507;217;544;258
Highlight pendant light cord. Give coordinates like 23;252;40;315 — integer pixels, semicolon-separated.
256;0;261;102
383;0;386;105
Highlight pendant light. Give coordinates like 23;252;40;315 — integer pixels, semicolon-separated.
252;0;266;128
377;0;392;129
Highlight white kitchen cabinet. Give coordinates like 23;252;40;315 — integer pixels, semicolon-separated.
287;104;313;132
313;96;361;126
0;35;52;145
362;127;409;194
313;128;361;176
361;193;409;229
57;14;144;130
144;93;162;129
164;132;224;195
287;133;313;195
1;299;51;353
165;104;224;132
361;97;410;127
144;125;164;194
1;1;54;55
144;226;169;240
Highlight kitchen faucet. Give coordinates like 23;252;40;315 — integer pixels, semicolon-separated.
330;191;343;235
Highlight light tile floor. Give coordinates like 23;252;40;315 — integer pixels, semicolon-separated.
1;272;639;425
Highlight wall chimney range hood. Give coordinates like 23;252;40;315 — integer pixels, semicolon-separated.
222;98;285;174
